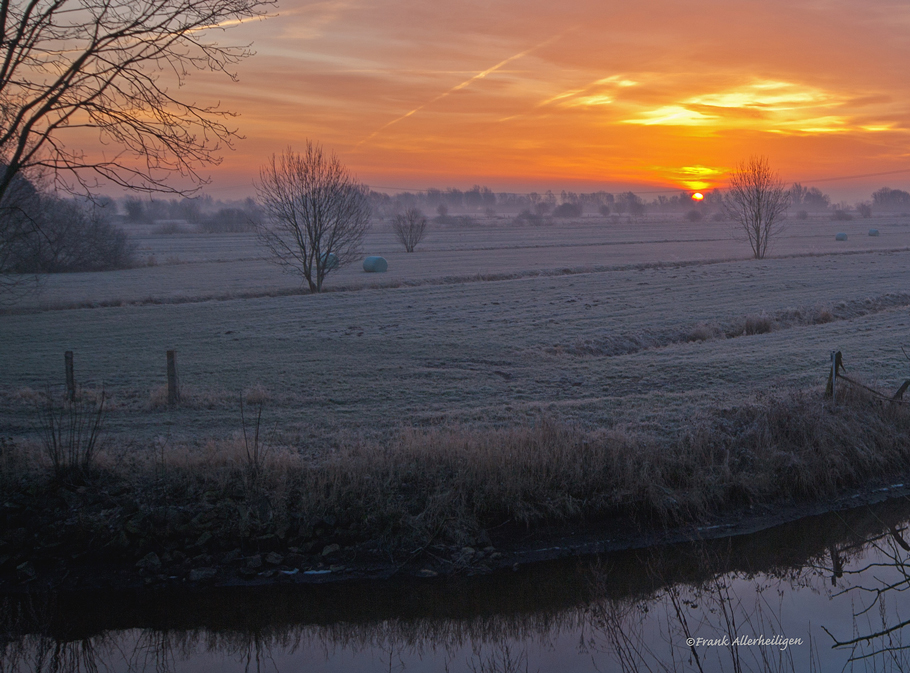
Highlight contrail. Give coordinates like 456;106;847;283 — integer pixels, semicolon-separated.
356;30;570;148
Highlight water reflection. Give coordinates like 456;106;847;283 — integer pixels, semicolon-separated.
4;498;910;672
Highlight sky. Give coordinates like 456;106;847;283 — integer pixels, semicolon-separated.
170;0;910;200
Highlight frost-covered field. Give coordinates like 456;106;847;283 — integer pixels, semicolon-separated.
2;215;910;444
12;215;910;310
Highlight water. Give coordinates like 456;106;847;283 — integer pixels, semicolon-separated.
4;498;910;672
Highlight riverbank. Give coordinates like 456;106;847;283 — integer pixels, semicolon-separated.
2;385;910;593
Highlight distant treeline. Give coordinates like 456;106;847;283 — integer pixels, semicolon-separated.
113;184;910;227
368;184;910;219
370;187;661;218
120;195;263;232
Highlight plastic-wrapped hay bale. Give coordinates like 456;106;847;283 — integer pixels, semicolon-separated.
835;232;848;241
363;256;388;272
321;252;339;269
869;229;880;236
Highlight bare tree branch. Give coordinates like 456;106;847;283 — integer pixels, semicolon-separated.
0;0;273;203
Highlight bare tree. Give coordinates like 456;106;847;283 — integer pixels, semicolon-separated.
392;207;427;252
722;156;790;259
256;143;371;293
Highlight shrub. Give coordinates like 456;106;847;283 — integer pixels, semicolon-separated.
741;314;773;335
513;209;543;225
10;197;135;273
685;209;703;222
833;209;853;221
552;202;582;218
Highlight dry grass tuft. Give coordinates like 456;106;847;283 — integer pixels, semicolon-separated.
685;323;721;342
739;313;773;335
243;384;272;406
147;384;235;410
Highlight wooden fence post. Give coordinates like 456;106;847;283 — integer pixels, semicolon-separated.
166;350;180;405
64;351;75;402
831;350;837;401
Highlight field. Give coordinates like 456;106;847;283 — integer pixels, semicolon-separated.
2;214;910;446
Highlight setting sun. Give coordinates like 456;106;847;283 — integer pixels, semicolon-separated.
691;192;704;201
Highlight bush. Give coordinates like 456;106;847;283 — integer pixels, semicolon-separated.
513;209;544;225
833;209;853;221
552;203;582;218
685;209;703;222
10;196;135;272
796;210;809;220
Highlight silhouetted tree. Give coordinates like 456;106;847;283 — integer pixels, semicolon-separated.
256;143;371;293
872;187;910;211
790;183;830;211
392;208;428;252
723;156;790;259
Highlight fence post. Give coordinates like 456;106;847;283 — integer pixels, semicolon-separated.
166;350;180;405
830;350;837;401
65;351;75;402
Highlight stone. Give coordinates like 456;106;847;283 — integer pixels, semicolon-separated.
188;567;216;582
416;568;438;578
16;561;36;581
194;531;213;548
322;543;341;556
265;552;284;566
136;552;161;570
221;549;242;564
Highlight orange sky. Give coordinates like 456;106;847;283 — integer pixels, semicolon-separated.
173;0;910;198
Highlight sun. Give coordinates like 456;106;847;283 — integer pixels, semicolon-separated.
691;192;704;201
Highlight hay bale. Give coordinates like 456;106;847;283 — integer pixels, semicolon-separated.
835;232;848;241
321;252;339;269
363;256;388;272
869;229;880;237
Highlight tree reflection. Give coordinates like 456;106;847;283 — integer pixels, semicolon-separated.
5;501;910;672
821;515;910;669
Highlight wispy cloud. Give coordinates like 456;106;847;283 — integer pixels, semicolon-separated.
356;30;572;147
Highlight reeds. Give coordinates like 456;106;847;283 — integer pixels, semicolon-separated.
6;386;910;558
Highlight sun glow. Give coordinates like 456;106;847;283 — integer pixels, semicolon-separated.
691;192;704;201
